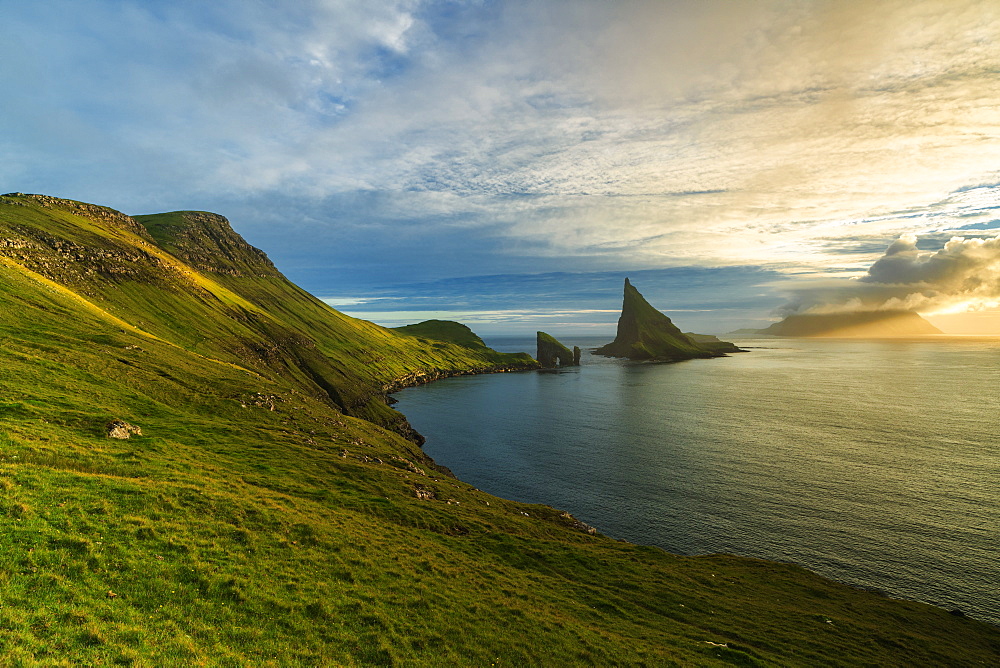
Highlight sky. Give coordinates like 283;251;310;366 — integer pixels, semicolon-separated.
4;0;1000;335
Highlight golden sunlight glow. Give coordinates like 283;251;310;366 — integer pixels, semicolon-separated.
923;311;1000;335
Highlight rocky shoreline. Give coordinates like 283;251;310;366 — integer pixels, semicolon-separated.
381;359;540;396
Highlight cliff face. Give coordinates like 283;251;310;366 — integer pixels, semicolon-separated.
0;194;203;296
595;278;739;360
134;210;279;278
0;193;535;431
536;331;580;367
755;310;943;338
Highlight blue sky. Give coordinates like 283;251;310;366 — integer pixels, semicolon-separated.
4;1;1000;334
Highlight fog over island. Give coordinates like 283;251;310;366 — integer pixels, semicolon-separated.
4;1;1000;333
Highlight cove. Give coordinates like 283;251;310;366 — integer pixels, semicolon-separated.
393;335;1000;625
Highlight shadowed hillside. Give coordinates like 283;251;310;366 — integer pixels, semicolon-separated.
0;193;996;666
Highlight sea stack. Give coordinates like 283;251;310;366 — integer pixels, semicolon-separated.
537;331;580;367
595;278;740;360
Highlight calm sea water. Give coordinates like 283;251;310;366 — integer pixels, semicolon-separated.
393;336;1000;624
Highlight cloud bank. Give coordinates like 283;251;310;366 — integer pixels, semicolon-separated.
782;233;1000;316
4;1;1000;330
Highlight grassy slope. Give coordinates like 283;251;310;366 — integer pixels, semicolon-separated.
133;212;535;426
1;198;534;432
1;195;998;666
537;331;574;356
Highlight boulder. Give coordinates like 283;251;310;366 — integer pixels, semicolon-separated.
106;420;142;439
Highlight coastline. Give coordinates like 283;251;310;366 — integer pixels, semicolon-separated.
380;359;541;396
389;345;1000;628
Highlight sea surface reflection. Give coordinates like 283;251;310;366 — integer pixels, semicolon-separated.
393;336;1000;624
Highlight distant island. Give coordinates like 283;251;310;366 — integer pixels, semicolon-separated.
732;310;943;338
596;278;742;360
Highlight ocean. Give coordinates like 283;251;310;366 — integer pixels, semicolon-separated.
392;336;1000;625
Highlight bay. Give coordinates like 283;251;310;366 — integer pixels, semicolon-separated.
392;336;1000;625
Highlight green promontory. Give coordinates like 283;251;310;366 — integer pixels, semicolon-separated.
684;331;744;354
392;319;493;350
0;193;996;666
596;278;742;360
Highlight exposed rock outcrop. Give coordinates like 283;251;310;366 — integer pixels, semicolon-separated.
382;361;539;395
134;210;278;278
536;331;580;367
596;278;741;360
0;194;221;300
4;193;154;239
559;511;598;535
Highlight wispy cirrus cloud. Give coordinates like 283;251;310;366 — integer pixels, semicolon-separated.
4;1;1000;331
320;266;785;335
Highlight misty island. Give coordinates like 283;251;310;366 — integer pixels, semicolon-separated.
0;193;997;665
734;309;944;338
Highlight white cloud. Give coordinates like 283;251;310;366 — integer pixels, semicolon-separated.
4;0;1000;287
267;0;1000;274
780;231;1000;316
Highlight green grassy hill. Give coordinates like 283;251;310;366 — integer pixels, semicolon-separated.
1;196;535;430
1;193;997;666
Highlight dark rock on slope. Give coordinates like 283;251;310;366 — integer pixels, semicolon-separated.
596;278;741;360
134;210;278;278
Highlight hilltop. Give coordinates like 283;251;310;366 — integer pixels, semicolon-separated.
0;194;997;665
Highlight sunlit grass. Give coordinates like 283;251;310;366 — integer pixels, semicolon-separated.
0;193;997;665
